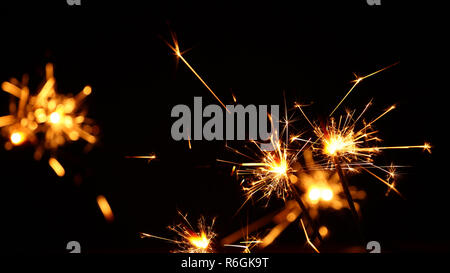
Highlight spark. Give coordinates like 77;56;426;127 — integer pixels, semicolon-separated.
165;32;229;112
224;238;263;253
49;157;65;177
318;226;329;238
125;153;157;163
141;211;216;253
307;103;429;199
219;136;299;204
96;195;114;223
329;62;399;116
10;131;26;146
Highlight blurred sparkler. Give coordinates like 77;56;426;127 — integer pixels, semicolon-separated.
1;63;98;176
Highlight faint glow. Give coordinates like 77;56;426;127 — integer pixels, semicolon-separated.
318;226;329;238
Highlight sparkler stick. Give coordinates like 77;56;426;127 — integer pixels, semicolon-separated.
289;182;323;243
333;156;360;230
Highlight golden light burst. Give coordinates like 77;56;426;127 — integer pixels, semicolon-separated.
1;63;98;176
298;101;429;198
140;211;216;253
218;134;309;209
293;63;430;226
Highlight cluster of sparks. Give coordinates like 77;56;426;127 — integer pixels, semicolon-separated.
0;63;97;176
140;33;431;253
141;211;216;253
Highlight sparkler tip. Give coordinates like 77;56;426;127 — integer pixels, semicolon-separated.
423;142;432;153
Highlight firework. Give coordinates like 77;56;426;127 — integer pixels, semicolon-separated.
1;63;98;176
141;211;216;253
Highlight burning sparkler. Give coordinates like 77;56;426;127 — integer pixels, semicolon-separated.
140;211;216;253
294;63;430;233
1;63;98;176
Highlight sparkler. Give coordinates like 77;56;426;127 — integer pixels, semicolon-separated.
294;63;430;237
1;63;98;176
140;211;216;253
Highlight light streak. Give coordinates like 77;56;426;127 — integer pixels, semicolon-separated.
96;195;114;223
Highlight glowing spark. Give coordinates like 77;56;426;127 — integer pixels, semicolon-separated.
228;138;296;203
49;112;61;124
10;131;26;145
96;195;114;223
329;62;399;116
165;32;229;112
125;154;157;163
49;157;65;177
318;226;329;238
304;103;428;199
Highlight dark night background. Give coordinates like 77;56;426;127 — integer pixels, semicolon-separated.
0;0;446;254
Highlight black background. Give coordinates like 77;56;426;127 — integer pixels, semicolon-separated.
0;0;446;254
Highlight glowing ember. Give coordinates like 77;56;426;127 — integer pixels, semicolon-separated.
96;195;114;223
10;131;26;145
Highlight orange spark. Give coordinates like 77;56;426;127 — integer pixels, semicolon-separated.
49;157;65;177
97;195;114;223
